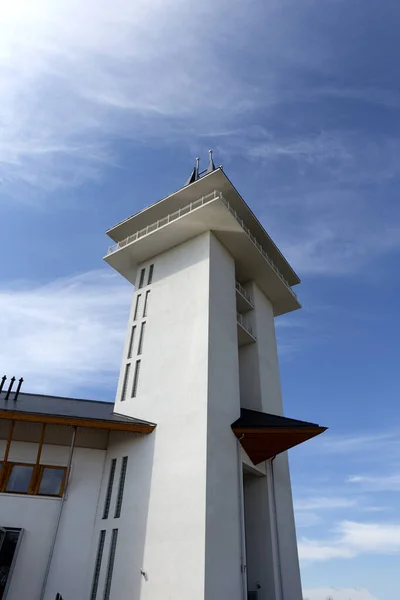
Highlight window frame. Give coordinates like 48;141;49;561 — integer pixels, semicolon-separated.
34;465;68;497
138;268;146;289
147;264;154;285
0;461;67;498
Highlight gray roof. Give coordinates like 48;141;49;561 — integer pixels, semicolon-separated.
232;408;325;430
0;391;154;428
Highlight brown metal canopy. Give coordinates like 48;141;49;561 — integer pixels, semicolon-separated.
232;408;327;465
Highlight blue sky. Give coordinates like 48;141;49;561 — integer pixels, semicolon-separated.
1;1;400;598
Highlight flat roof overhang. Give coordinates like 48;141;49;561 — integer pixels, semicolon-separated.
105;194;300;316
232;408;327;465
106;168;300;288
0;409;156;434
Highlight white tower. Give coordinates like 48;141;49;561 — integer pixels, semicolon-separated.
103;158;325;600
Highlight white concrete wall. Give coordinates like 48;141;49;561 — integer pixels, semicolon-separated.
0;439;105;600
205;234;242;600
251;281;284;415
87;432;154;600
243;472;277;600
273;453;303;600
240;282;303;600
114;233;211;600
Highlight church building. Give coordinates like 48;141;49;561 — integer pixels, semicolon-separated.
0;156;326;600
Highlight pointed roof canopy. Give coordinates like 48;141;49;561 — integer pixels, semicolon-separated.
232;408;327;465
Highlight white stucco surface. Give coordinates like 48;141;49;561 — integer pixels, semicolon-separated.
0;439;106;600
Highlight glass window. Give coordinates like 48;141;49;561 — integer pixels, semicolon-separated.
138;268;145;289
120;363;131;402
133;295;141;320
147;264;154;285
143;291;150;317
0;528;23;600
5;465;34;494
131;360;141;398
138;322;146;355
127;326;136;359
37;467;65;496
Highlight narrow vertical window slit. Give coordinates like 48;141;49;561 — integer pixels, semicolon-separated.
102;459;116;519
138;322;146;355
90;529;106;600
132;360;141;398
143;291;150;317
133;295;141;321
127;326;136;359
147;264;154;285
120;364;131;402
103;529;118;600
138;268;145;289
114;457;128;518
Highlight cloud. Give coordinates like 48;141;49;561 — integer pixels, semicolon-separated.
303;587;377;600
295;497;357;511
299;520;400;562
319;432;399;454
0;0;263;198
0;270;131;396
347;474;400;492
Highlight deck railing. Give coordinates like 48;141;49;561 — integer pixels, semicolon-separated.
237;312;255;338
235;281;253;306
107;190;297;300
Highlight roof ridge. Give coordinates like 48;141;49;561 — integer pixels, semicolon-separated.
0;390;113;405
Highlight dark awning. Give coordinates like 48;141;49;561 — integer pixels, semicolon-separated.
231;408;327;465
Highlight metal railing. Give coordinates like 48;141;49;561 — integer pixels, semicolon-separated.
107;191;219;255
107;190;297;300
219;194;296;300
235;281;253;306
237;312;255;339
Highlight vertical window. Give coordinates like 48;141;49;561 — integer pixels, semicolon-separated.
102;459;116;519
138;268;146;289
137;322;146;355
131;360;141;398
90;530;106;600
114;457;128;518
127;326;136;359
0;528;23;600
103;529;118;600
133;295;141;321
147;264;154;285
143;291;150;318
5;464;33;494
120;364;131;402
37;466;66;497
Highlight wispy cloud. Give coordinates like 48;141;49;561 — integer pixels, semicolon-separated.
0;270;131;396
0;0;262;198
303;587;377;600
299;520;400;562
320;432;399;454
348;474;400;493
295;496;357;511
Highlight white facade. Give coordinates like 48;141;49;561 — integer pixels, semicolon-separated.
105;167;306;600
0;165;323;600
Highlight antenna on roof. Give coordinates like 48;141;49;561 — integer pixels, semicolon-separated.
14;377;23;401
206;149;216;174
5;376;15;400
184;152;218;186
1;375;24;401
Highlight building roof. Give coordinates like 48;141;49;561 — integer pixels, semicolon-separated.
0;391;156;433
106;168;300;287
232;408;326;465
